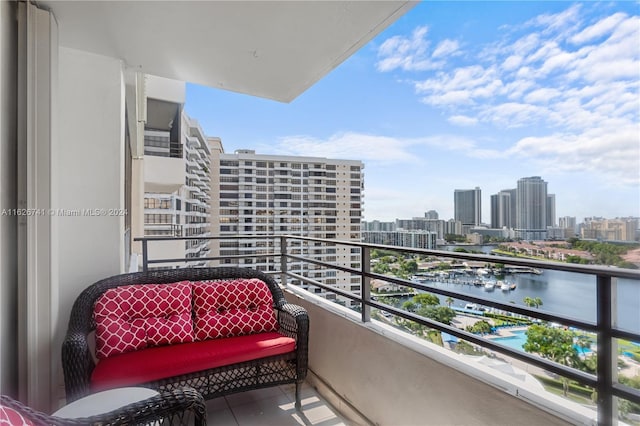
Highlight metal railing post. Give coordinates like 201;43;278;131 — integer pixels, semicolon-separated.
141;239;148;272
361;246;371;323
280;236;287;287
596;274;617;426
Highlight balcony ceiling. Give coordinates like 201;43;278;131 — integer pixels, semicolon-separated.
39;1;415;103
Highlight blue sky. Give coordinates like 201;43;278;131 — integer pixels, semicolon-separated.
185;1;640;223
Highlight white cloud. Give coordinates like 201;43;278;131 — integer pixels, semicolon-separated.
376;26;458;72
270;133;417;164
523;88;562;104
268;132;503;165
506;124;639;185
416;65;503;106
571;12;628;44
392;5;638;185
448;115;478;127
432;39;460;58
528;3;582;35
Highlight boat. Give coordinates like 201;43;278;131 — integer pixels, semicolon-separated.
484;281;495;291
510;283;517;290
500;281;510;291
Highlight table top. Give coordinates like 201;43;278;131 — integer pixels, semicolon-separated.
53;387;159;418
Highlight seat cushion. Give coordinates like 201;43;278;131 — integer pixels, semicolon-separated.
94;281;194;359
192;279;278;340
90;331;296;392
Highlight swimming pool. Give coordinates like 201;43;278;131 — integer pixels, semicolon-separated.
492;329;593;354
493;330;528;351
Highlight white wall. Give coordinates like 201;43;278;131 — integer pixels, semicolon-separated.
144;156;185;192
0;0;18;397
53;47;126;401
146;74;185;103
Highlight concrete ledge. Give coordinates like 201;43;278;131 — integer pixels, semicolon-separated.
285;285;595;426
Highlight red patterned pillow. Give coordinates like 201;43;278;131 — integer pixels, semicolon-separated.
192;279;278;340
0;405;35;426
94;281;194;359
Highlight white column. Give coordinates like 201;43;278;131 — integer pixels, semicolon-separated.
16;1;58;411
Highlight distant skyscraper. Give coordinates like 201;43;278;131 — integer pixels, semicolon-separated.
454;187;481;226
506;188;517;228
546;194;556;227
516;176;548;240
490;190;512;228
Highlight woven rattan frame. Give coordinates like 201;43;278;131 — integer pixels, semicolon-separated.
62;267;309;410
0;387;206;426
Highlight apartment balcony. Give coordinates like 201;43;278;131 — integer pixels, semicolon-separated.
135;235;640;426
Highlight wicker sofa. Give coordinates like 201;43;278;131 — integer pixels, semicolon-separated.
62;267;309;410
0;387;206;426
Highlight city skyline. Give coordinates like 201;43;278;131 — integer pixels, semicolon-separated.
186;2;640;222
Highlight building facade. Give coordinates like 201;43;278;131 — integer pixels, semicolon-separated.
139;77;212;269
210;149;364;306
515;176;548;240
362;230;437;249
490;190;512;229
581;218;639;242
454;187;481;227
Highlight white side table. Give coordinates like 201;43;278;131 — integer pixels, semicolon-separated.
53;387;159;418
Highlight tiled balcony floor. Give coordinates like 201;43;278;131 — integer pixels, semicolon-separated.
204;382;350;426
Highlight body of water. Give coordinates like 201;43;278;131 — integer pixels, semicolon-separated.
415;245;640;332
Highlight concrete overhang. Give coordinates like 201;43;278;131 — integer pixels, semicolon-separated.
38;0;416;102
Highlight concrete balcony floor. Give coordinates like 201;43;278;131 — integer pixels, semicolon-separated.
205;382;347;426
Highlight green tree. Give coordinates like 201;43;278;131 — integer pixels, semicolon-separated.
401;259;418;274
402;301;417;312
523;296;543;308
413;293;440;306
523;325;581;396
468;320;492;335
421;306;457;325
445;297;454;308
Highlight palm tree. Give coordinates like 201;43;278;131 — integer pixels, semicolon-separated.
445;297;454;308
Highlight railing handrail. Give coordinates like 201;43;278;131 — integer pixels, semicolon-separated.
134;234;640;280
134;234;640;425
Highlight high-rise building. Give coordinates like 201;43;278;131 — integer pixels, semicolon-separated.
546;194;556;228
454;187;481;227
138;76;212;269
516;176;548;240
490;190;512;229
363;230;436;249
210;149;364;306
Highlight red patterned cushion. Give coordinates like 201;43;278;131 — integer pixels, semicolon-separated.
94;281;194;359
0;405;35;426
192;279;278;340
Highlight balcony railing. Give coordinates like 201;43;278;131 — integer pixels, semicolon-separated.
134;234;640;425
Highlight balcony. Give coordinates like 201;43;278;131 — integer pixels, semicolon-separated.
137;235;640;425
